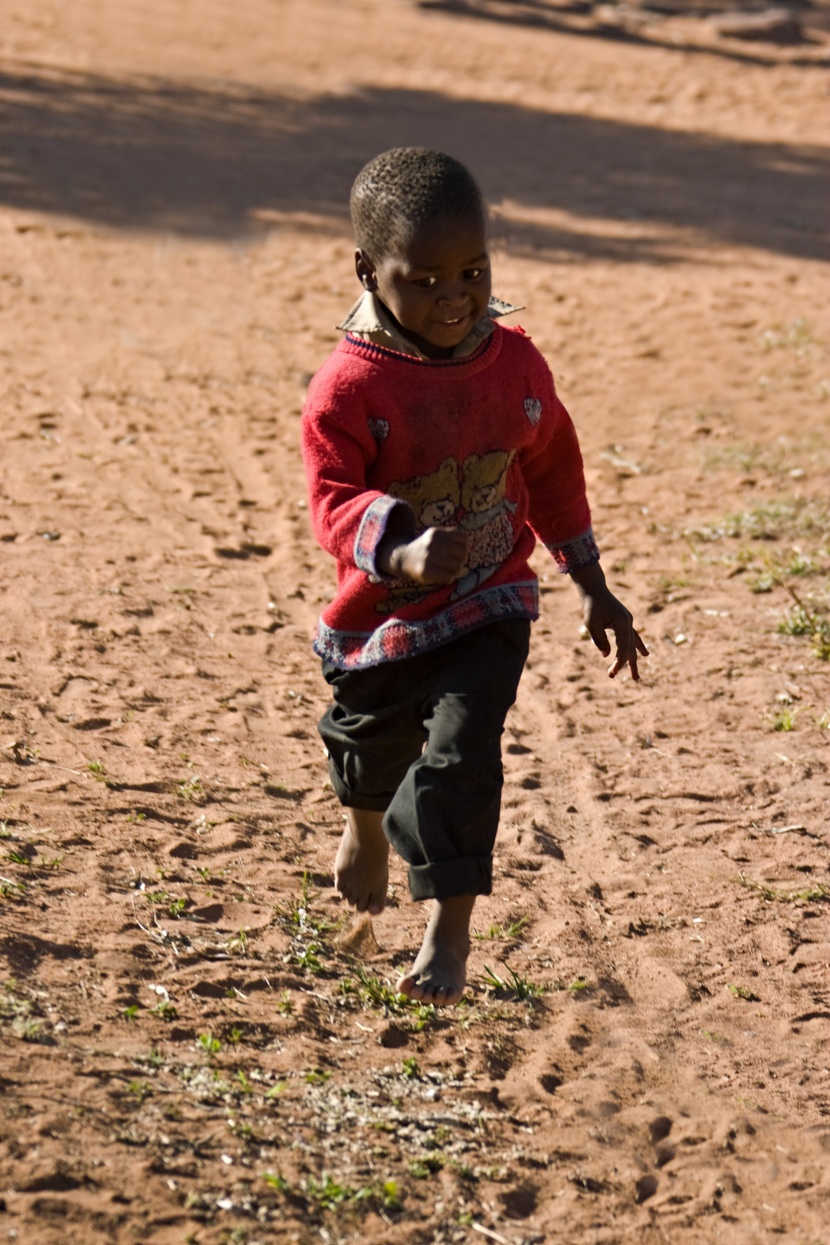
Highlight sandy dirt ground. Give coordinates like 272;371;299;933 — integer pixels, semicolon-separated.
1;2;829;1242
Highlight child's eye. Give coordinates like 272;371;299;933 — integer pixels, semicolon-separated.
464;267;486;281
414;276;438;289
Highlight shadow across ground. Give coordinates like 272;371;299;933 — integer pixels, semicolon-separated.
418;0;824;63
0;68;827;261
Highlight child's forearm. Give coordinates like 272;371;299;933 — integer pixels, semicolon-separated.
376;507;419;576
376;531;408;577
569;559;607;599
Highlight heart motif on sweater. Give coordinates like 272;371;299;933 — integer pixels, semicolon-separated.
524;397;542;425
368;417;390;444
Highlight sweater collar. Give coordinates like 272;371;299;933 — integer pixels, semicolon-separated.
336;291;523;360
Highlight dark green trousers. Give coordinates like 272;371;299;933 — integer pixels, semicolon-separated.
318;618;530;901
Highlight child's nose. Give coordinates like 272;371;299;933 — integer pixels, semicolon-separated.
438;284;467;308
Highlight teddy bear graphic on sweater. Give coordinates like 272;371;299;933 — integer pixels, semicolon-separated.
375;452;518;611
451;448;517;599
375;458;461;613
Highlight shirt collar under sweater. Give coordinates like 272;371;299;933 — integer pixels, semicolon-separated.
336;291;523;361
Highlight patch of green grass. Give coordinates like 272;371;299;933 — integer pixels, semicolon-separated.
197;1032;222;1058
777;591;830;661
778;605;819;637
656;572;692;596
145;888;189;920
0;877;26;901
281;871;330;934
137;1048;166;1070
261;1170;290;1191
339;966;436;1028
728;984;761;1002
224;929;249;956
87;760;114;787
744;548;824;594
303;1067;331;1085
768;705;801;732
292;942;324;974
737;874;830;904
152;1000;178;1021
235;1069;253;1094
259;1170;401;1215
690;498;830;545
482;964;545;1002
13;1015;44;1042
473;915;529;941
760;317;816;352
278;872;339;976
409;1156;444;1178
177;776;204;802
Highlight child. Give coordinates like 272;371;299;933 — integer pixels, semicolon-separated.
301;148;647;1007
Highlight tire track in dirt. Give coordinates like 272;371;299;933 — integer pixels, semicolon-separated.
490;579;830;1237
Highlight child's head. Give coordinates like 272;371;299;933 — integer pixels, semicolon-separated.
350;147;492;360
350;147;484;263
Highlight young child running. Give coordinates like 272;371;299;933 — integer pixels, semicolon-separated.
301;147;647;1007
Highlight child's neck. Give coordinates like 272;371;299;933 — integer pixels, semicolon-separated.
376;297;456;361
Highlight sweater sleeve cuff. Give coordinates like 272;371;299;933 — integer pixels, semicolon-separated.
546;528;600;574
354;495;416;579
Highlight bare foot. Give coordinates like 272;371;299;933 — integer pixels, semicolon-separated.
334;808;389;916
397;894;476;1007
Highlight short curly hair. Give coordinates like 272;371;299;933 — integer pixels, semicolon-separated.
350;147;485;262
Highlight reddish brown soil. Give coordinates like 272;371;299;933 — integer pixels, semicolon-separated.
1;2;828;1243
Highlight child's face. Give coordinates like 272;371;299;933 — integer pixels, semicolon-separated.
357;210;491;360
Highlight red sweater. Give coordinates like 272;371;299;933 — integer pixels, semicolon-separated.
302;324;598;669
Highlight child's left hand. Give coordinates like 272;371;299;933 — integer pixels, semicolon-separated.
570;562;648;681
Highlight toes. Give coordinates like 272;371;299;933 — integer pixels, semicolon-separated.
427;984;456;1007
367;888;387;915
396;974;421;1001
397;974;463;1007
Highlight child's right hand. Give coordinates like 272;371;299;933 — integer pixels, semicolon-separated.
378;527;469;585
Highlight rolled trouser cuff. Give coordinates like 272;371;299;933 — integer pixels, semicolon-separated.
408;854;493;901
326;757;390;811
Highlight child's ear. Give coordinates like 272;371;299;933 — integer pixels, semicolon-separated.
355;249;377;292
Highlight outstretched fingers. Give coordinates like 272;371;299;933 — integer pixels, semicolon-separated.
608;627;649;680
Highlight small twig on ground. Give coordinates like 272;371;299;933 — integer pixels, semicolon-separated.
786;584;818;625
471;1225;512;1245
753;822;821;839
